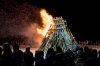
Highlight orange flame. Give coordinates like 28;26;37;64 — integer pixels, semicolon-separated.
37;9;54;36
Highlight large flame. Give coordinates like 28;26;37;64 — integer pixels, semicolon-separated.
37;9;54;36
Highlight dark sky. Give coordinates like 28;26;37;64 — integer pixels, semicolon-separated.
4;0;100;41
23;0;100;41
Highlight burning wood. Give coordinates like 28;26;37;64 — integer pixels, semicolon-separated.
38;17;78;54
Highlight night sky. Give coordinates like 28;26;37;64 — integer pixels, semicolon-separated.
17;0;100;41
1;0;100;41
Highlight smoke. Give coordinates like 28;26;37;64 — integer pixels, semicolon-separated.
0;0;44;48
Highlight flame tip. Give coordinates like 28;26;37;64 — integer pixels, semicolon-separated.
37;9;54;36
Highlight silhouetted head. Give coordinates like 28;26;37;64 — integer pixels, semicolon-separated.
47;47;54;55
80;47;83;52
67;49;74;57
3;42;9;48
84;46;89;53
56;46;63;53
13;43;19;52
35;50;44;58
26;46;30;52
77;50;82;57
3;42;11;53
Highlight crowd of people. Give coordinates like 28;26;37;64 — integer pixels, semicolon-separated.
78;40;100;46
0;42;100;66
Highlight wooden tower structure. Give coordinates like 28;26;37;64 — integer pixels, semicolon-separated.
38;17;78;53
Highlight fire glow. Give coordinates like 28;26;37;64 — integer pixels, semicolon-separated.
37;9;54;36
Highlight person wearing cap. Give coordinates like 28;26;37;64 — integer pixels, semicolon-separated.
3;42;9;48
23;46;34;66
1;42;12;66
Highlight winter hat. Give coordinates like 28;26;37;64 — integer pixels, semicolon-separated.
77;50;82;56
26;46;30;49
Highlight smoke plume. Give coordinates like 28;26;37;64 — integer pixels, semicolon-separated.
0;0;44;48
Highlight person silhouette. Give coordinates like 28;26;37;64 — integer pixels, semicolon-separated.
1;42;13;66
12;43;23;66
23;46;34;66
35;50;44;66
